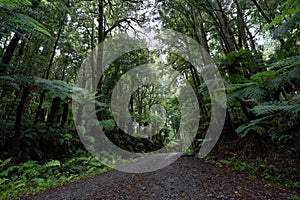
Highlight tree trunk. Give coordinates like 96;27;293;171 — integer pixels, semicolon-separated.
35;18;65;123
0;34;20;75
195;9;211;65
215;0;237;53
60;99;69;127
195;10;210;53
235;0;249;49
0;0;41;75
13;86;30;159
250;0;271;23
245;24;256;51
47;97;61;123
96;0;104;90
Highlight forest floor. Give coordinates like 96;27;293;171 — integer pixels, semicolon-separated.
23;156;299;200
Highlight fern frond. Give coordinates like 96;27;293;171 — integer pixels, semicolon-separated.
0;0;32;7
225;74;249;84
226;84;267;107
235;117;271;137
253;97;300;115
226;82;257;93
0;158;12;169
42;160;61;169
268;0;300;28
269;55;300;71
241;85;268;100
250;70;277;83
264;66;299;91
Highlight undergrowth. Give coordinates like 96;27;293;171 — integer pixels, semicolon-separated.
205;156;300;190
0;156;110;199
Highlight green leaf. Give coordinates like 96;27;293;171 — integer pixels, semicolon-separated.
253;102;300;115
43;160;61;168
14;14;51;37
268;0;300;28
0;178;9;185
99;119;116;131
0;158;12;169
250;70;277;83
25;16;51;36
31;178;46;184
226;82;256;92
235;117;269;137
0;0;32;7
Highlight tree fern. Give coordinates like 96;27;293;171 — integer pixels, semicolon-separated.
42;160;61;169
235;116;271;138
263;66;299;92
225;74;250;84
226;82;257;93
0;0;50;37
0;75;20;90
268;55;300;71
253;96;300;116
0;0;32;7
226;84;267;107
268;0;300;28
35;77;73;98
0;158;12;169
250;70;277;83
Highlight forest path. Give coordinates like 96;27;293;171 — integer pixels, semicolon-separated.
25;157;297;200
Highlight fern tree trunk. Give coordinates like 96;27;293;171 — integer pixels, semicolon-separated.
0;0;41;75
0;34;20;75
60;98;70;127
47;97;61;124
35;18;65;123
13;87;30;159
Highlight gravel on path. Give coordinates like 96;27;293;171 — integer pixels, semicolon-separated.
25;157;299;200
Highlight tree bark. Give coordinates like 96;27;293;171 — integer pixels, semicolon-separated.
245;24;256;51
195;9;210;53
195;9;211;65
0;34;20;75
235;0;249;49
48;97;61;123
13;86;30;158
250;0;271;23
215;0;238;54
35;18;65;123
96;0;104;90
60;98;69;127
0;0;42;75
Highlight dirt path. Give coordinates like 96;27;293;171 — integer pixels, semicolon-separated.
25;157;298;200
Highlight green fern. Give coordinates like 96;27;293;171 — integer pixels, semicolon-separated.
0;0;51;37
35;77;73;98
235;117;271;137
253;101;300;116
227;84;268;107
269;56;300;71
225;74;250;84
0;158;12;169
17;14;51;36
42;160;61;169
268;0;300;28
0;0;32;7
226;82;257;93
250;70;277;83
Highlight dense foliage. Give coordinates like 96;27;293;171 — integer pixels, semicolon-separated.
0;0;299;198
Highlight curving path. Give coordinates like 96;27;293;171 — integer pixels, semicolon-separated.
25;157;298;200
